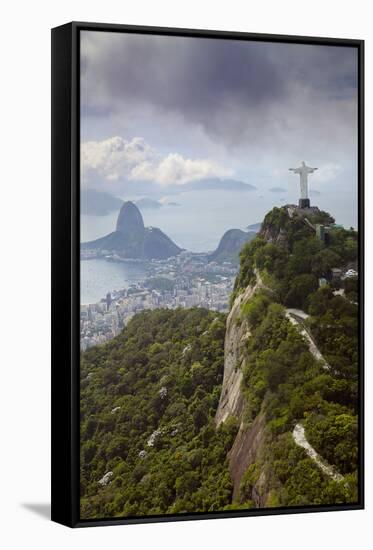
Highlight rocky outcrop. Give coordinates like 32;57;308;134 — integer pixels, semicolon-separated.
116;201;145;233
215;283;255;426
81;201;182;260
214;269;271;503
228;412;267;503
214;265;271;503
260;225;288;247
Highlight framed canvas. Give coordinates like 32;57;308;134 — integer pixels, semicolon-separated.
51;22;364;527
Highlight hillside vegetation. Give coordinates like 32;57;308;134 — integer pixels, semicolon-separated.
80;205;359;517
80;308;237;519
229;206;359;506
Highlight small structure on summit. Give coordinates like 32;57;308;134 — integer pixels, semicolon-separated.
289;161;318;209
315;223;330;245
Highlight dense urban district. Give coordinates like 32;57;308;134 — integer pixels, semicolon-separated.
80;252;237;351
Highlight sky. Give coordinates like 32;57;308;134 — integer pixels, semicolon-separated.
80;30;359;227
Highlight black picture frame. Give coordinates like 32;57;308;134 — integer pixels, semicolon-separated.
51;21;365;528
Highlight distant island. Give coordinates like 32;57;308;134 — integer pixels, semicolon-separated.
183;178;256;192
81;201;182;260
134;198;162;210
269;186;287;193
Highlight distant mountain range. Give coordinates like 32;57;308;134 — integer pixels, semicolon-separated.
81;190;183;217
81;180;260;263
88;177;257;200
209;229;256;264
134;198;181;210
81;199;257;264
81;189;123;216
81;201;182;260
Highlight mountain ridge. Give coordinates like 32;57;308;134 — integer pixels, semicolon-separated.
209;229;256;264
81;201;182;260
216;204;358;507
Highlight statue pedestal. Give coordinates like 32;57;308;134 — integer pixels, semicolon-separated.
299;198;310;209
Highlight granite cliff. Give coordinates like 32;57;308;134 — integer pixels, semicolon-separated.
81;201;182;260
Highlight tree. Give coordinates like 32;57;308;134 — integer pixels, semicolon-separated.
311;249;341;278
285;274;318;310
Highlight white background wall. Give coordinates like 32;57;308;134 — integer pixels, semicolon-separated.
0;0;370;547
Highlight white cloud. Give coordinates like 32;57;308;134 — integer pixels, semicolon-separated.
81;136;230;187
81;136;153;182
313;163;342;183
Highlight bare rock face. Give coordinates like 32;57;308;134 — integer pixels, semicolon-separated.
116;201;145;234
260;225;288;247
215;271;268;502
215;276;263;426
228;412;267;503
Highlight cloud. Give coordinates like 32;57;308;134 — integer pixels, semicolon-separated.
313;163;343;183
80;31;358;224
81;136;152;182
131;152;229;186
81;136;230;187
81;31;358;152
81;33;285;126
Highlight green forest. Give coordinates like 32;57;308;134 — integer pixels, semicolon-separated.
80;206;359;519
232;207;359;506
236;290;358;507
80;309;237;518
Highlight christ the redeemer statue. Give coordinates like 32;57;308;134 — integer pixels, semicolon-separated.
289;161;318;208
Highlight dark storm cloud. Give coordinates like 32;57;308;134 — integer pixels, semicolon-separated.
80;32;358;229
82;33;285;111
81;31;358;156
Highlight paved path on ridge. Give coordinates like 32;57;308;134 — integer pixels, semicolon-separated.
292;423;344;482
285;309;331;371
253;269;342;482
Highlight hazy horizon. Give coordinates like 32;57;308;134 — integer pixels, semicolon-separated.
81;31;358;232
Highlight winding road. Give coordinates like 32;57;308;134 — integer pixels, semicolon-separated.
254;268;342;481
285;308;331;371
285;310;345;481
293;423;344;483
254;267;331;370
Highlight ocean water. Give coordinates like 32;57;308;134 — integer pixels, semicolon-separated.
81;259;147;305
